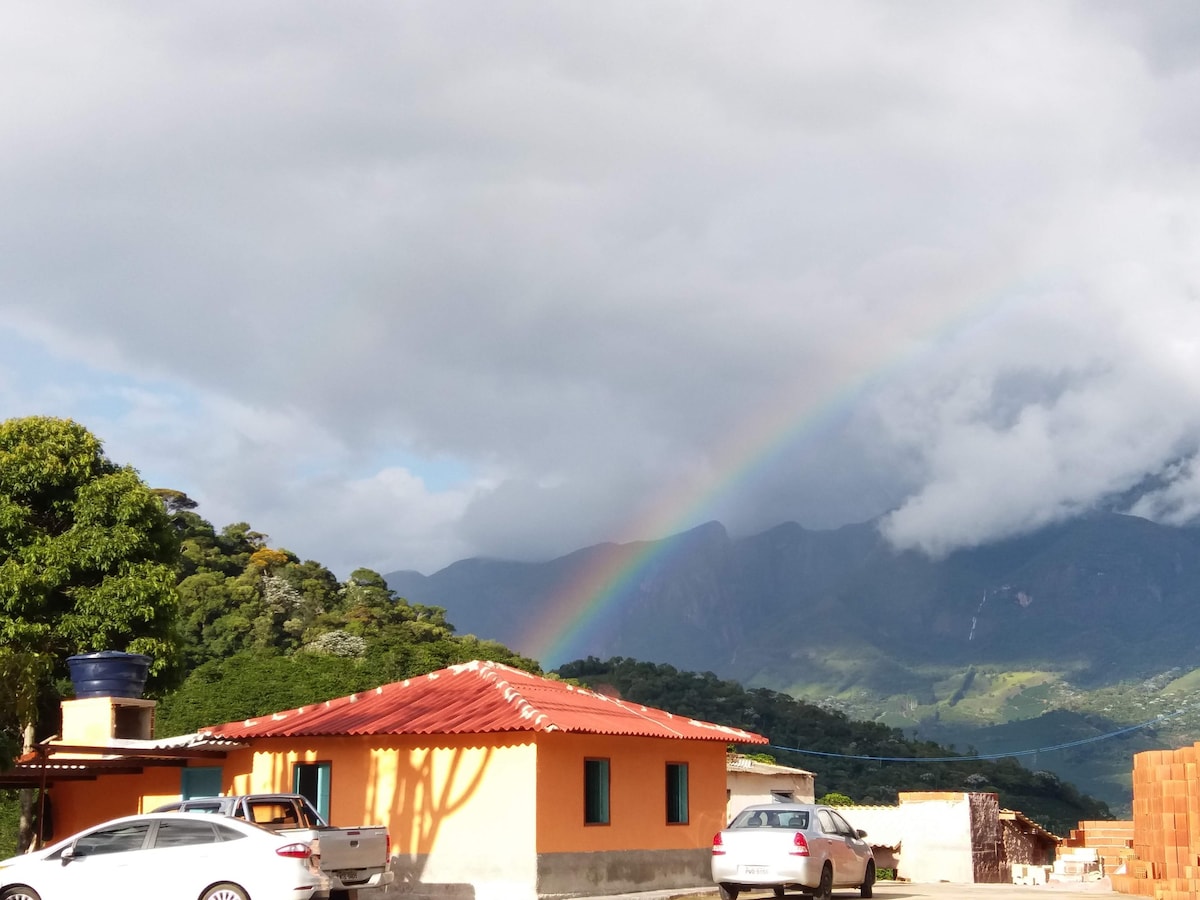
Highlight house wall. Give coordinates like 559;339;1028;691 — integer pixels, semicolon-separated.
220;734;541;900
1001;818;1057;867
966;792;1005;882
45;730;730;900
48;764;180;841
725;770;816;820
534;734;728;896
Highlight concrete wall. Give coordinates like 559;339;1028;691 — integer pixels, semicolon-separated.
843;793;975;883
726;769;816;821
536;848;710;897
842;792;1053;885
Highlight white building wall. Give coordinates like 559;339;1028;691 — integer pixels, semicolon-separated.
842;793;978;884
388;741;539;900
726;770;816;821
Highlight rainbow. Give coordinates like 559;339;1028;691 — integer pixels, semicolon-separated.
521;285;1028;667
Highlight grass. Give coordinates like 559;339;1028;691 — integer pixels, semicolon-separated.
0;791;20;859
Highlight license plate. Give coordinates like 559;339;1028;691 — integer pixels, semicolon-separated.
336;870;363;882
740;865;769;876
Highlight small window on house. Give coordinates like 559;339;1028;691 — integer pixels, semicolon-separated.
666;762;688;824
771;790;794;803
584;758;610;825
181;766;223;800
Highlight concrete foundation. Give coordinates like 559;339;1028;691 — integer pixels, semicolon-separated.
536;848;711;897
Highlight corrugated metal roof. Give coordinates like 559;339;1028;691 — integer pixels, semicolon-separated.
726;753;815;776
1001;808;1061;842
200;659;769;744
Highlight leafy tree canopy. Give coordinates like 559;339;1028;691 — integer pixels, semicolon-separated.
0;417;183;748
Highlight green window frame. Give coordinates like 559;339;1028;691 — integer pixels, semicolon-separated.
666;762;688;824
293;761;332;823
584;758;610;825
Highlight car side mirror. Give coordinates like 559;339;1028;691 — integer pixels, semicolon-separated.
856;829;868;838
61;846;78;864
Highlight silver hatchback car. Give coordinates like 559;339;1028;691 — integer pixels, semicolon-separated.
711;802;875;899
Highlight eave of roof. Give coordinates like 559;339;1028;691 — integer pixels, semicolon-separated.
727;754;815;776
1000;808;1062;842
0;734;240;789
201;659;768;745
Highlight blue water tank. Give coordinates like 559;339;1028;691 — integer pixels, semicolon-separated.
66;651;151;699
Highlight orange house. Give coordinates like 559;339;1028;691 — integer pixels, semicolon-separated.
10;660;766;899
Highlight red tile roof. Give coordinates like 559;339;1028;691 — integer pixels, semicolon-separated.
200;659;768;744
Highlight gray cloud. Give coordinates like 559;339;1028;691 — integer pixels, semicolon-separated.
3;1;1200;574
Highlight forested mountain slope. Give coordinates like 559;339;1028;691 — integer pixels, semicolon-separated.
387;511;1200;813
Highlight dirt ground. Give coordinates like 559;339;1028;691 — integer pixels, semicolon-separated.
659;878;1120;899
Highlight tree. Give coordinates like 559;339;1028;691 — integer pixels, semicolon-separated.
0;417;183;849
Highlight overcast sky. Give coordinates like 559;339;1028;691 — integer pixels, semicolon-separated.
4;1;1200;578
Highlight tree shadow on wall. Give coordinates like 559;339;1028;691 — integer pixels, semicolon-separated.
365;739;498;897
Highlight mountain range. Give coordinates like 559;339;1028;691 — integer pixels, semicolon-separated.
386;511;1200;813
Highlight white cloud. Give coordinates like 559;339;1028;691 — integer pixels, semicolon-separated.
4;1;1200;573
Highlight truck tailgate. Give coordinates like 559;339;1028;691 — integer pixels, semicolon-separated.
314;826;388;872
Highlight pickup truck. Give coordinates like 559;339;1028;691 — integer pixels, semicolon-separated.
154;792;393;899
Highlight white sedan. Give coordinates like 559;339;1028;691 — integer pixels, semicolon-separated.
0;812;330;900
712;803;875;900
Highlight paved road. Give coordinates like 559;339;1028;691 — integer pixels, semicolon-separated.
589;877;1120;900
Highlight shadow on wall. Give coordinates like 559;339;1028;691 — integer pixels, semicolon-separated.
367;741;495;896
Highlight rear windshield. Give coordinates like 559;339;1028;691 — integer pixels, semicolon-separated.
731;809;809;829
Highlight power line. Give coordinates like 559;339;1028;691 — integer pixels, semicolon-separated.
767;707;1187;763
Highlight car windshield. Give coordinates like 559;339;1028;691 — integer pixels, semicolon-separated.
730;808;809;829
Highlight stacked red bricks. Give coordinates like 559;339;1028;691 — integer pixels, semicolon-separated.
1109;745;1200;899
1061;818;1134;879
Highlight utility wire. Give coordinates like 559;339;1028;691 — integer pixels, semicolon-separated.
767;707;1187;763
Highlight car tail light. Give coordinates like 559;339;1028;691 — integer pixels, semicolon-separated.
789;832;810;856
385;833;392;864
276;842;313;859
711;833;726;855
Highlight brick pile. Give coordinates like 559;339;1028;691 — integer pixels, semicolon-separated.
1109;745;1200;899
1061;818;1134;877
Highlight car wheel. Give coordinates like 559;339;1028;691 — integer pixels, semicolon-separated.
199;883;249;900
813;863;833;900
717;884;739;900
860;860;876;898
774;887;786;898
1;887;42;900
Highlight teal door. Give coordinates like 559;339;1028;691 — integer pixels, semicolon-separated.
293;761;331;823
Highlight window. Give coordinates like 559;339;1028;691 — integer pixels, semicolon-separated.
73;822;151;856
246;800;300;826
666;763;688;824
293;761;332;823
176;801;222;815
152;819;222;849
830;810;858;837
770;789;794;803
584;758;610;825
181;766;223;800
